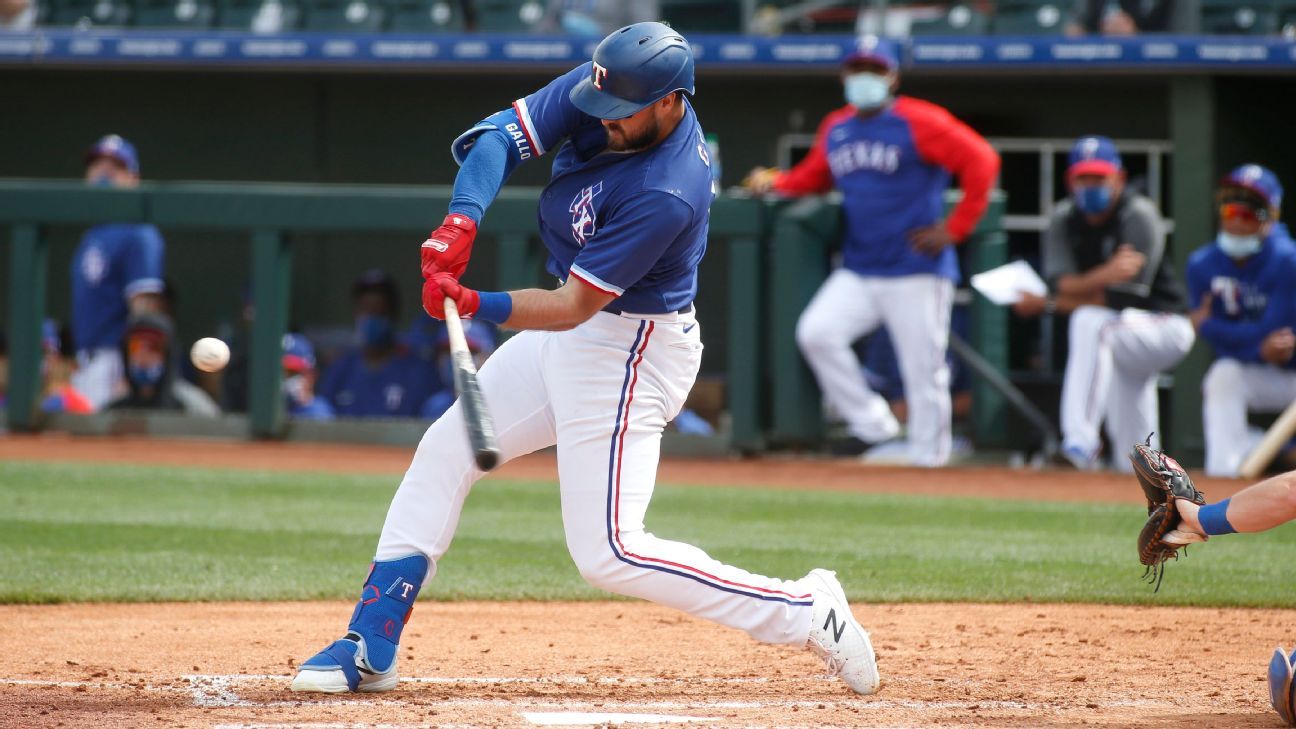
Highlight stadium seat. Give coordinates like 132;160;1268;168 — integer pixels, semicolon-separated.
908;4;989;35
991;2;1067;34
301;0;384;31
474;0;543;32
48;0;132;26
216;0;301;30
1201;0;1279;34
386;0;462;32
134;0;214;27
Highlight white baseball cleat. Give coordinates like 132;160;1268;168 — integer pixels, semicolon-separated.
290;633;399;693
802;568;880;695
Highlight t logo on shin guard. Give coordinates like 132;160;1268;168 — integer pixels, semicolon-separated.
401;581;414;599
824;609;846;643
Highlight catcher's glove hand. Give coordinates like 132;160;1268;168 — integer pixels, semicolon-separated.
1129;438;1207;591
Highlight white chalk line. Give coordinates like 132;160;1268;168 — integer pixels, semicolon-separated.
2;674;1167;715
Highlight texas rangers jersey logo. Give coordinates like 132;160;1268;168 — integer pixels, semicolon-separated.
569;181;603;245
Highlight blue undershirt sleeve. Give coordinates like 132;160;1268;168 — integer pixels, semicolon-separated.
447;129;518;224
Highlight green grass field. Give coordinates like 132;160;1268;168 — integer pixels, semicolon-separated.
1;460;1292;607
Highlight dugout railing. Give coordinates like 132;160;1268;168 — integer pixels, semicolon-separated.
0;180;1010;454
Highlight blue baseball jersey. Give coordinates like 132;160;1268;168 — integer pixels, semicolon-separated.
70;223;165;351
1186;224;1296;365
452;63;713;314
773;99;1000;284
317;348;442;418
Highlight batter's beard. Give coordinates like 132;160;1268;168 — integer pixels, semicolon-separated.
606;116;660;152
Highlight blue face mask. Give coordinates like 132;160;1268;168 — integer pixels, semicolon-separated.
357;315;395;349
844;73;892;111
1074;185;1113;215
128;362;165;388
1217;232;1263;259
89;174;115;188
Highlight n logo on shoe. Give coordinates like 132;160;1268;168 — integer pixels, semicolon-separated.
824;609;846;643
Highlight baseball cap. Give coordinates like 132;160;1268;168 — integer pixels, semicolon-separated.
281;333;316;372
843;35;899;72
1220;164;1283;211
85;134;140;174
1067;135;1122;178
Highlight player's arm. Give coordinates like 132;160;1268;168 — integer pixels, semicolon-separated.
1101;200;1163;307
424;192;692;332
124;225;166;315
902;99;1001;244
425;64;593;279
752;108;848;197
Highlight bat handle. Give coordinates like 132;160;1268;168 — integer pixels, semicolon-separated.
443;298;470;359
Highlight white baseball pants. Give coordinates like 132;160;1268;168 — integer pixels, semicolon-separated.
375;310;813;646
71;347;125;411
796;270;954;467
1060;306;1194;471
1202;358;1296;477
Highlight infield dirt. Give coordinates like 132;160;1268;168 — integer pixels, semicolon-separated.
0;434;1285;728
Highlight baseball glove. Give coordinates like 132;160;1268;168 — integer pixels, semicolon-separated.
1129;438;1207;591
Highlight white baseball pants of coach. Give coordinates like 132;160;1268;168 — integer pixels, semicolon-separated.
1202;358;1296;477
1060;305;1194;471
796;270;954;467
375;309;814;646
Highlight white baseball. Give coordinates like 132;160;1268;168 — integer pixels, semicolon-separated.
190;337;231;373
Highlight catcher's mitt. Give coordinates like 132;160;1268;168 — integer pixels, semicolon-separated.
1129;438;1207;591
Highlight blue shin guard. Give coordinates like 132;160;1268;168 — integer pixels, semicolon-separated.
345;554;428;673
295;554;428;692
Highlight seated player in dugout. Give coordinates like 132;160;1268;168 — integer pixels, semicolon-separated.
317;269;441;419
282;333;335;421
1014;135;1192;472
743;35;999;466
1186;165;1296;477
109;313;220;416
71;135;167;412
291;22;880;699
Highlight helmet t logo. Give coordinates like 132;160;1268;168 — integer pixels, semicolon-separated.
591;62;608;90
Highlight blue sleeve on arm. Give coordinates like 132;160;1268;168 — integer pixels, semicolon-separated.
123;225;166;298
448;129;518;224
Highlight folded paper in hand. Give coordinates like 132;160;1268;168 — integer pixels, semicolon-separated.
970;260;1047;306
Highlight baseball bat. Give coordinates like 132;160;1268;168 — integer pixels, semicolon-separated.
1238;397;1296;480
443;298;500;471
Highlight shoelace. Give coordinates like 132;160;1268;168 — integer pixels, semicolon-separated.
807;635;845;677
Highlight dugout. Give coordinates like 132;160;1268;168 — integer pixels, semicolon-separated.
3;32;1296;464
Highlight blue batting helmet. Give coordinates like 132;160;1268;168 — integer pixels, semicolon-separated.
568;22;695;121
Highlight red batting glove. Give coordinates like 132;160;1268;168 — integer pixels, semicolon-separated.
423;272;480;320
421;213;478;279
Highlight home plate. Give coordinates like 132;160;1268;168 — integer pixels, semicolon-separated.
521;711;718;726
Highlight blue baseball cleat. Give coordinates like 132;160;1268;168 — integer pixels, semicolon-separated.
1269;646;1296;727
291;554;428;693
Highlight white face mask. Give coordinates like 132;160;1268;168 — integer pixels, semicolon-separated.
844;72;892;110
1217;232;1263;259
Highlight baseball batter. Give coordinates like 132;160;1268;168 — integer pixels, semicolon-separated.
1187;165;1296;477
292;23;878;696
